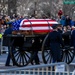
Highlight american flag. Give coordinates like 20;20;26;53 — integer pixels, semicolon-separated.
12;19;58;33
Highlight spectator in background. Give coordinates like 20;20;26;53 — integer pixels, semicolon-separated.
62;25;71;46
31;14;35;19
65;15;71;27
0;31;2;55
57;24;63;34
60;15;66;27
0;18;4;55
71;19;75;27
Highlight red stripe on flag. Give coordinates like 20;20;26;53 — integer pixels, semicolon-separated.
33;30;53;33
21;24;53;27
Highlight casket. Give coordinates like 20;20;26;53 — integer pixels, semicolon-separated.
12;19;58;35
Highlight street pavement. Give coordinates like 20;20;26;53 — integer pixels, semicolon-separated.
0;52;43;69
0;53;17;69
0;53;75;71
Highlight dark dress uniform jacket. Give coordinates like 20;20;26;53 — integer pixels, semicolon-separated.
48;31;64;62
71;30;75;54
4;27;13;66
71;30;75;47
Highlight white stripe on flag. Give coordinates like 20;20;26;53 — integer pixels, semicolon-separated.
19;26;53;30
23;22;58;25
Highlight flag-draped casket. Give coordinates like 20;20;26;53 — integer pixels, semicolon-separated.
12;19;58;34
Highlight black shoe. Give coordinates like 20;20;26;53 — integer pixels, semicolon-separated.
35;62;40;65
5;65;11;66
13;64;16;66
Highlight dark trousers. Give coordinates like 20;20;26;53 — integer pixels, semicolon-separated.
72;44;75;55
5;51;10;66
5;46;15;66
50;44;61;63
31;51;40;64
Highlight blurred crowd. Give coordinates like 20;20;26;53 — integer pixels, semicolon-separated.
0;14;75;35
